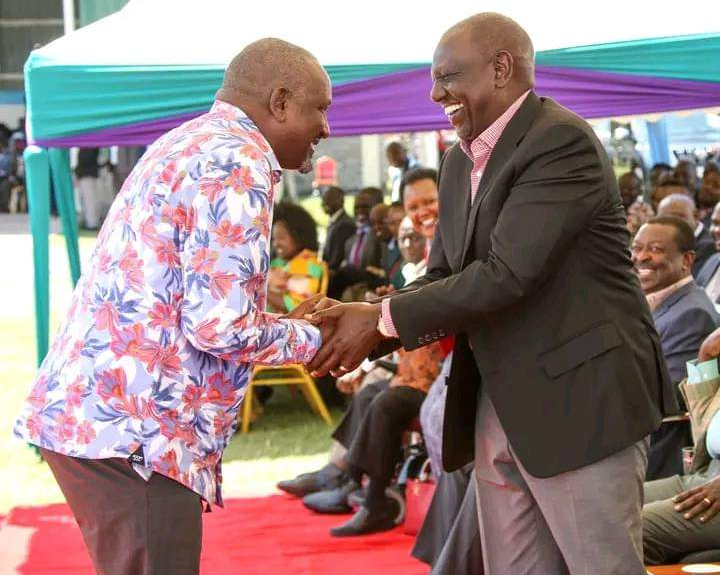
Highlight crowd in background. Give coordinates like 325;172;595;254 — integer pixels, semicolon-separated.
265;144;720;569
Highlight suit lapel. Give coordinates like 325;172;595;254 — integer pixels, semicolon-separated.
652;281;694;322
450;156;473;272
460;92;542;266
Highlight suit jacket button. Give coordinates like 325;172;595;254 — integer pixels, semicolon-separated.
417;337;424;345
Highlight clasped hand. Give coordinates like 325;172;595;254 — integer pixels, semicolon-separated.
282;294;385;377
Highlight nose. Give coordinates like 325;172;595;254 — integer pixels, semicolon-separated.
320;114;330;139
632;247;649;264
430;79;446;104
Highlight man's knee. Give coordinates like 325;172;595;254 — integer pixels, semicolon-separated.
642;501;673;565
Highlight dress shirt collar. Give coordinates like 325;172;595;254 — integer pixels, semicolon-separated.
330;208;345;224
460;90;530;163
646;275;693;312
696;221;704;239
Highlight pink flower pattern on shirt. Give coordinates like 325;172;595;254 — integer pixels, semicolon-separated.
14;101;321;506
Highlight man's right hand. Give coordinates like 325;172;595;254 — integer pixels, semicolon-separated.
699;327;720;362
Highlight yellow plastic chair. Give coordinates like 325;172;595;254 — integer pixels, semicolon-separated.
240;261;333;433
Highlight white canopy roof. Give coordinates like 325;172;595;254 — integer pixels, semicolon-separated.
35;0;718;66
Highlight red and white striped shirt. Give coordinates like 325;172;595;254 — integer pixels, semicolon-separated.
380;91;530;338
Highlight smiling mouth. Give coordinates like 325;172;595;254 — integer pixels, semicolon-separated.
637;268;655;279
444;103;464;117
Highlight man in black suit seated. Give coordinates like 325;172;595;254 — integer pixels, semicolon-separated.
631;216;719;480
657;193;716;276
321;186;357;273
327;188;384;299
697;202;720;309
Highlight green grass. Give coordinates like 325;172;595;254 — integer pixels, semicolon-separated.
0;219;342;513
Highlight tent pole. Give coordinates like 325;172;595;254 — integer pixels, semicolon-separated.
24;146;51;366
49;148;81;285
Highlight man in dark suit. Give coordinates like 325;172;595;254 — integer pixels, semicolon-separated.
327;188;383;299
656;193;716;276
631;217;719;480
321;186;357;272
308;13;674;574
697;202;720;306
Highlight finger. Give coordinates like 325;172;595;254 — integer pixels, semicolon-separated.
313;297;341;312
308;340;336;373
306;304;345;323
311;347;345;377
701;501;720;522
683;498;710;520
673;487;701;505
675;492;706;513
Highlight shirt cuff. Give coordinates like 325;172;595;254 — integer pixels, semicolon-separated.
379;298;399;338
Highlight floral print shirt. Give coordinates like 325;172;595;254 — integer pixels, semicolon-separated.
14;101;321;506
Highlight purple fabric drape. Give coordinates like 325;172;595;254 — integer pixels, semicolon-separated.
34;65;720;147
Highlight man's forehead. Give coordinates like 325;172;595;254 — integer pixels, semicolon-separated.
636;224;676;242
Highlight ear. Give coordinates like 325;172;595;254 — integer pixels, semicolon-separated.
683;250;696;272
268;87;292;122
493;50;513;88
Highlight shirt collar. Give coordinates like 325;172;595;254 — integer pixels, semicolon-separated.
460;90;530;163
210;100;282;183
696;221;704;238
330;208;345;224
646;275;693;312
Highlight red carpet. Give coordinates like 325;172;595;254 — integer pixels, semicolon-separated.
2;495;428;574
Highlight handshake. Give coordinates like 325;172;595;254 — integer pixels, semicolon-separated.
283;293;389;377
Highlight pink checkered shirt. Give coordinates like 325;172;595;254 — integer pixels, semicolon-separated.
380;91;530;338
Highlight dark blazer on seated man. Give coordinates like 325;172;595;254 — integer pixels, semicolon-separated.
378;91;677;478
694;224;715;277
323;209;357;272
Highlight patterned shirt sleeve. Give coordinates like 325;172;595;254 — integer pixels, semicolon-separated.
178;148;321;365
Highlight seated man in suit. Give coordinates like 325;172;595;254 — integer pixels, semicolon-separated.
644;326;720;565
631;216;720;480
327;187;384;300
321;186;357;273
657;193;716;276
697;202;720;310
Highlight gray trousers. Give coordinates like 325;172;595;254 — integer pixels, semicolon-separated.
41;448;202;575
643;460;720;565
474;391;649;575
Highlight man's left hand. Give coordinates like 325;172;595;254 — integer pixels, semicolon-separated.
673;477;720;522
306;302;384;376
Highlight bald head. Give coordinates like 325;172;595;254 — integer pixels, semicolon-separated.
657;193;698;229
444;13;535;87
219;38;324;102
216;38;331;173
431;13;535;142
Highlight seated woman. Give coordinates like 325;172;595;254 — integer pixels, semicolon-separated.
267;201;324;313
644;327;720;564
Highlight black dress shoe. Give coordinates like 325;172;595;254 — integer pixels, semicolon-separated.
329;500;400;537
276;463;344;498
347;487;365;509
302;479;360;514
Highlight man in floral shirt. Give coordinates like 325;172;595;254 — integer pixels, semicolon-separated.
14;38;331;575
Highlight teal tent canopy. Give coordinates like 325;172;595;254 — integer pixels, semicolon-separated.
24;0;719;364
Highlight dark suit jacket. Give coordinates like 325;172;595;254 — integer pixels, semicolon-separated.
697;253;720;295
322;211;357;272
693;225;716;278
652;280;719;386
381;240;405;289
344;227;382;270
377;92;675;478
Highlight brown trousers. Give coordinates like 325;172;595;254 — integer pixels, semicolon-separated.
41;448;202;575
